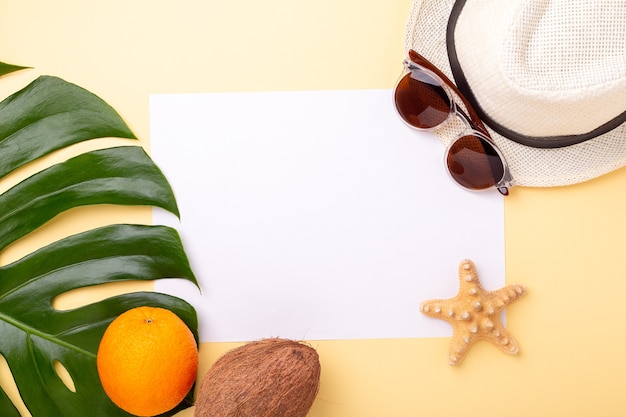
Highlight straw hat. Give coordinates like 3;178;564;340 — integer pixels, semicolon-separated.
404;0;626;187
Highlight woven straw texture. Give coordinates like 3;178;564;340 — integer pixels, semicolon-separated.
404;0;626;187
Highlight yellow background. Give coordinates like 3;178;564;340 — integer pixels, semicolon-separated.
2;1;626;416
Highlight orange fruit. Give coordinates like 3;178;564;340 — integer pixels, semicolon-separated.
97;306;198;417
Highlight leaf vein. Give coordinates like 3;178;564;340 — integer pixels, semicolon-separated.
0;312;96;359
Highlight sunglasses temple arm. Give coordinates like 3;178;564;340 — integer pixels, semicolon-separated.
408;50;490;137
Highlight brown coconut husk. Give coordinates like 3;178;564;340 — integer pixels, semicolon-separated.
194;338;321;417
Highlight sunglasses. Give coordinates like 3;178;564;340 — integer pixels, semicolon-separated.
394;50;513;196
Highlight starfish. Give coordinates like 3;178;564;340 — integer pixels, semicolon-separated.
420;259;526;366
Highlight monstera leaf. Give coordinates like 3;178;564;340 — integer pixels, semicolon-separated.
0;63;29;78
0;65;199;416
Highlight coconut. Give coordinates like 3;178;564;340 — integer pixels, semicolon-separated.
194;338;321;417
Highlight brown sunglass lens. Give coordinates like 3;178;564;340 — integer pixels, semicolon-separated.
446;135;504;191
394;70;451;129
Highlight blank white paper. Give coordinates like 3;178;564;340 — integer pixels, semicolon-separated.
150;89;504;342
